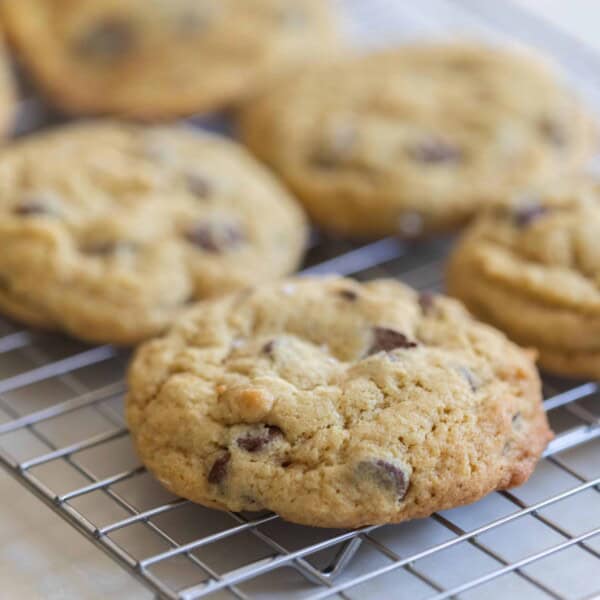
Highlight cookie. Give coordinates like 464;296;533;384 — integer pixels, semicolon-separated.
240;43;596;238
0;121;307;345
126;277;551;528
0;35;16;138
1;0;339;119
448;178;600;379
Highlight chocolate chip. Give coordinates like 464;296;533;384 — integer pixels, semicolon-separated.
356;460;409;500
369;327;418;355
208;451;231;484
0;274;10;291
311;153;337;170
184;223;245;253
457;367;479;392
237;437;264;453
338;289;358;302
81;240;137;256
13;201;52;217
407;138;463;164
75;19;135;62
237;426;283;453
418;292;435;314
262;340;275;356
512;412;523;430
184;294;197;306
186;173;213;199
81;241;117;255
513;203;549;228
539;118;566;147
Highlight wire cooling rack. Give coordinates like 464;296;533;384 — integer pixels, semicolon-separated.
1;1;600;599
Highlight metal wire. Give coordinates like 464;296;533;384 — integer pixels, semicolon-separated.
1;232;599;600
1;1;600;599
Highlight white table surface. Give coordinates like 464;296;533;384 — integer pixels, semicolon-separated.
0;471;150;600
2;1;600;598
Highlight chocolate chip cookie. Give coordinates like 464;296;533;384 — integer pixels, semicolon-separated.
448;178;600;379
1;0;340;119
240;43;596;238
0;35;16;138
0;121;307;345
127;277;551;528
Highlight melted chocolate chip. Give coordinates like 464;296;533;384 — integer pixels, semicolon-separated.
369;327;418;355
356;460;409;500
184;223;245;253
262;340;275;356
186;173;213;199
311;152;338;170
75;19;135;62
513;204;549;228
511;412;523;430
237;426;283;453
418;292;435;314
13;201;52;217
0;274;10;291
338;289;358;302
539;118;566;147
81;240;137;256
408;139;463;164
184;294;197;306
208;451;231;484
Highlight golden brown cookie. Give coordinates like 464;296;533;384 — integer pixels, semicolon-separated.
447;178;600;379
1;0;340;119
127;277;551;528
240;43;596;238
0;121;307;345
0;34;16;138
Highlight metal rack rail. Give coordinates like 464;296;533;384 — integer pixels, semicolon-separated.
1;1;599;599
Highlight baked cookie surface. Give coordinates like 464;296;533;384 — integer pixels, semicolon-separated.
240;43;596;238
0;121;307;345
448;178;600;379
127;277;551;528
1;0;339;118
0;35;15;138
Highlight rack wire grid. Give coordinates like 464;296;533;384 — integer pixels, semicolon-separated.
1;1;600;599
